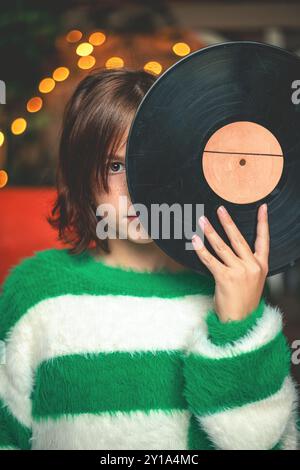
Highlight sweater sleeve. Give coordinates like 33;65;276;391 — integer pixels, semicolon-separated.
182;296;300;450
0;268;33;450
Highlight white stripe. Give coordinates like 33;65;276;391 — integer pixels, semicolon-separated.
280;376;300;450
1;293;213;428
197;375;299;450
6;293;213;367
31;409;191;450
187;302;283;359
280;409;299;450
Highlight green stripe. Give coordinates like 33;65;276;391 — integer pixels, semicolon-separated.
271;441;282;450
297;415;300;432
206;297;266;346
0;445;20;449
31;350;189;419
0;398;31;450
0;248;215;341
183;331;291;415
188;414;215;450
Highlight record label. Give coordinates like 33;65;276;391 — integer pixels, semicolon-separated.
202;121;284;203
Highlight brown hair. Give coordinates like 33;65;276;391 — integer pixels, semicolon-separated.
47;67;156;255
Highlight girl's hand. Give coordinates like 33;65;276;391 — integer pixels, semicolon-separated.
191;204;269;323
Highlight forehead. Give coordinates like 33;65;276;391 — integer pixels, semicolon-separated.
114;135;128;157
111;124;131;158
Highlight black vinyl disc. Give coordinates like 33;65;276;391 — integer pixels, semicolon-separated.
125;41;300;278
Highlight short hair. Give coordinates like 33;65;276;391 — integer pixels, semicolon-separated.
47;67;156;255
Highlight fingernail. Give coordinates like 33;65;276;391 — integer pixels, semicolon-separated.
262;203;267;213
199;215;208;230
218;205;227;214
192;234;204;249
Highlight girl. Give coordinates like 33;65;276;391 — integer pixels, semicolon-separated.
0;67;299;450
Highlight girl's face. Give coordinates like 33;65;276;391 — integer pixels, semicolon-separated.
95;127;153;244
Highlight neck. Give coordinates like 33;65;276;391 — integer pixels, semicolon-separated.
91;238;190;273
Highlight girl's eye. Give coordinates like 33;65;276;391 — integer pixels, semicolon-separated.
109;161;125;174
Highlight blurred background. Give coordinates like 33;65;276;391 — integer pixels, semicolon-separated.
1;0;300;384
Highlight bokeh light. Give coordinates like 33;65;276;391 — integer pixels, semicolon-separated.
26;97;43;113
39;78;55;94
11;118;27;135
105;57;124;69
0;131;4;147
66;30;82;43
89;32;106;46
52;67;70;82
76;42;94;57
78;55;96;69
144;61;162;75
0;170;8;188
172;42;191;56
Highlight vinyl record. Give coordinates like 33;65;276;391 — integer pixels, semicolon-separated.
125;41;300;277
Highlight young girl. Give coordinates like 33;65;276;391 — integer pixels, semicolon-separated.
0;67;299;450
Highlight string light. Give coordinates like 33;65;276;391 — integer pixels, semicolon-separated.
89;32;106;46
144;61;162;75
39;78;55;94
10;32;98;139
11;118;27;135
172;42;191;56
10;29;193;142
26;97;43;113
76;42;94;57
105;57;124;69
9;30;102;140
78;55;96;70
0;169;8;188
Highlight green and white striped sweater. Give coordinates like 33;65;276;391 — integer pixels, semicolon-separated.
0;247;299;450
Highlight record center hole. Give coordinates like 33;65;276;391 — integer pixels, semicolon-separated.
239;158;246;166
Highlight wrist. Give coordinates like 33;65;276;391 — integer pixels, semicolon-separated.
216;300;261;323
206;297;266;346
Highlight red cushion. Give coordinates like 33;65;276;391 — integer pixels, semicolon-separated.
0;187;64;285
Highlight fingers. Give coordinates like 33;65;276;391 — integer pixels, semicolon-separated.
192;232;226;278
192;204;270;278
254;203;270;269
198;215;240;268
216;205;254;261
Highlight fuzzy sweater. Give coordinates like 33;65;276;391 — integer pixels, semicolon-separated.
0;247;299;450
